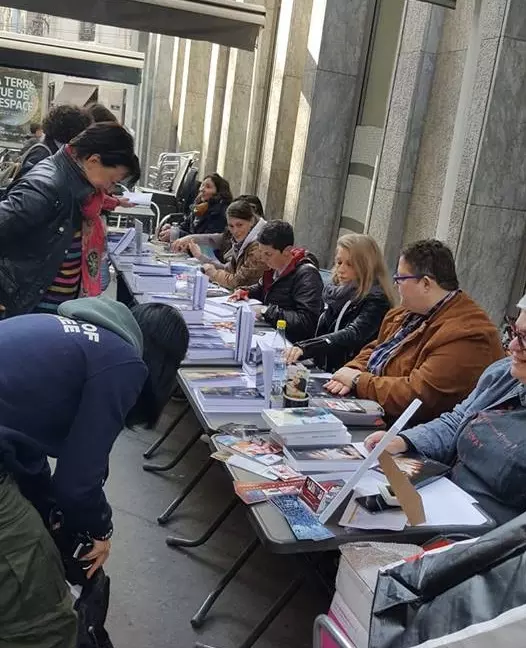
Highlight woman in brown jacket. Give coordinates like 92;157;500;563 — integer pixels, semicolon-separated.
172;198;267;289
325;239;504;423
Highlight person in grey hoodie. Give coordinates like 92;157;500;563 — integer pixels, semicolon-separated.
365;293;526;527
174;198;267;289
0;297;188;647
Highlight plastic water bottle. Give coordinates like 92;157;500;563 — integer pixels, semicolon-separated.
271;319;287;396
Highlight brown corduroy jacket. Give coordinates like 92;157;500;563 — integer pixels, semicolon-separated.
346;291;505;423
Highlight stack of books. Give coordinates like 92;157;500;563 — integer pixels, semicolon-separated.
194;340;273;412
323;542;421;648
263;407;349;448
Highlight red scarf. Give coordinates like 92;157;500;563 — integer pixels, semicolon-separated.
81;191;106;296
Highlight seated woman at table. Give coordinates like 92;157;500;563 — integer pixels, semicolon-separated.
285;233;395;372
173;199;267;289
364;296;526;526
159;173;233;244
324;239;504;423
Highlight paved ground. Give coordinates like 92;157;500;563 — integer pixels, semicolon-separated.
104;399;332;648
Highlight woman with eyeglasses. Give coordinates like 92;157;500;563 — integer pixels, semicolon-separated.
324;239;504;423
364;294;526;526
284;233;395;372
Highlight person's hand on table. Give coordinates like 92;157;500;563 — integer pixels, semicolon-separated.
324;367;361;396
117;197;136;208
202;263;215;277
285;346;304;364
84;538;111;579
251;305;265;320
228;289;248;302
158;224;171;243
170;236;191;252
364;430;408;455
188;240;202;259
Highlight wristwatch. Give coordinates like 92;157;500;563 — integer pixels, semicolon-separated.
350;372;362;394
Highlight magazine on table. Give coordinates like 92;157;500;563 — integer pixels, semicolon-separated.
372;453;450;489
184;369;248;386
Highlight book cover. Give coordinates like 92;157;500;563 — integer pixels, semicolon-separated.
372;453;450;488
200;386;264;400
262;407;343;429
300;476;346;514
288;445;366;463
185;370;244;383
216;422;268;438
215;435;282;465
234;478;306;504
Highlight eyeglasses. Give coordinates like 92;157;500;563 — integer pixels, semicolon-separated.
392;273;432;285
505;316;526;351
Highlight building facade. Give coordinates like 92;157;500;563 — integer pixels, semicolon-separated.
141;0;524;325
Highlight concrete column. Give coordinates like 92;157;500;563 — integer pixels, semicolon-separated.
256;0;313;219
200;44;229;175
217;46;256;196
283;0;374;266
454;0;526;322
177;40;213;152
367;0;444;269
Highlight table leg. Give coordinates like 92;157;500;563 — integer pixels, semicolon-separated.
193;573;303;648
142;404;191;459
190;538;260;629
157;458;214;525
143;426;202;472
166;497;239;547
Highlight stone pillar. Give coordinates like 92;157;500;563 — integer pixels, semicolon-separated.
200;44;229;175
216;47;256;196
283;0;374;266
177;40;213;152
256;0;313;219
367;1;444;269
454;0;526;322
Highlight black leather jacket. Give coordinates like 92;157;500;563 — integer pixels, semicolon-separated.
247;250;324;343
297;287;392;371
0;147;93;317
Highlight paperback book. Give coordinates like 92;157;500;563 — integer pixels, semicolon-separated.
372;453;450;488
261;407;346;434
283;444;366;473
215;435;282;465
234;478;306;504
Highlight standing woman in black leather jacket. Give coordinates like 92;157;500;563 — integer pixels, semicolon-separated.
285;233;396;371
0;122;139;318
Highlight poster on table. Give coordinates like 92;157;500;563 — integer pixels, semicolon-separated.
0;67;43;145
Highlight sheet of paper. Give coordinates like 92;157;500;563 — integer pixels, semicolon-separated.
123;191;153;206
226;455;279;480
339;476;487;530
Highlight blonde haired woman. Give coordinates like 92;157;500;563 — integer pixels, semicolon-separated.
285;233;395;371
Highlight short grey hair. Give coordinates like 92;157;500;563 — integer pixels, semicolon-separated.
517;294;526;310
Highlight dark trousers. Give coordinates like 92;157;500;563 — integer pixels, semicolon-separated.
0;473;77;647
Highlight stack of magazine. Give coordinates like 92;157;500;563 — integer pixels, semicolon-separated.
194;340;273;412
141;273;210;325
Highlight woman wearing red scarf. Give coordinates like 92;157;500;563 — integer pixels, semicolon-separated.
0;122;140;317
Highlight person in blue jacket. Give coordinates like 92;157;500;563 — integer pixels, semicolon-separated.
0;296;189;648
365;294;526;527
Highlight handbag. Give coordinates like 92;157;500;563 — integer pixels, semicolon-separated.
368;512;526;648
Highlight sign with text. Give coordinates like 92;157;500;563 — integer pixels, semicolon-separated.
0;67;43;144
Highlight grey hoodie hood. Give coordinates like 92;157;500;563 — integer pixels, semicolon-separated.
58;296;143;354
233;217;266;261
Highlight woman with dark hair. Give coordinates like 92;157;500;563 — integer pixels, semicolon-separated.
0;122;140;317
0;296;189;646
177;172;232;237
237;194;265;219
173;198;267;289
13;104;92;182
86;103;118;124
